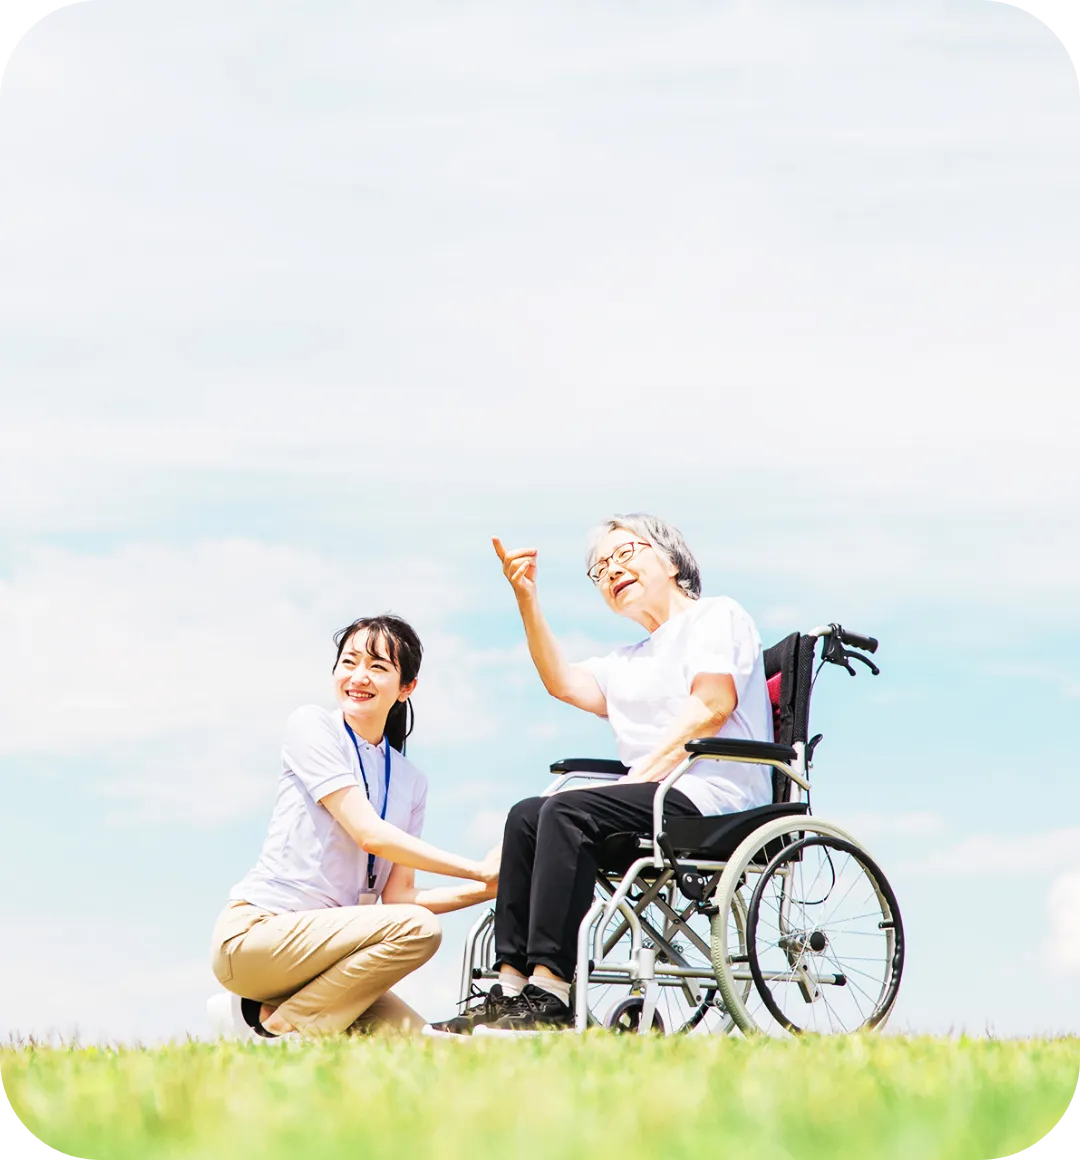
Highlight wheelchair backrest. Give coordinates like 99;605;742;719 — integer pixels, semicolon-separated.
763;633;818;802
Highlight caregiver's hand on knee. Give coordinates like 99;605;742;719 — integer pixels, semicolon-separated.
322;785;492;882
478;843;501;885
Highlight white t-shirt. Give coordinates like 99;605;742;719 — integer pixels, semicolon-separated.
231;705;427;913
580;597;774;816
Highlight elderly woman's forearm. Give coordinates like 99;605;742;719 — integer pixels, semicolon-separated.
516;594;573;693
629;689;733;780
517;597;608;713
657;697;725;759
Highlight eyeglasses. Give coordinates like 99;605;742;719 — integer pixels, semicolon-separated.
587;541;652;584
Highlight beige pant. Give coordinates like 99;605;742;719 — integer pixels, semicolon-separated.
210;900;442;1037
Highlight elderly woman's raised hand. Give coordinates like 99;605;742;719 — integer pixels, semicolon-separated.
492;537;538;601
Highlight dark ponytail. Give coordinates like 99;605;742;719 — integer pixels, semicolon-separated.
333;613;423;754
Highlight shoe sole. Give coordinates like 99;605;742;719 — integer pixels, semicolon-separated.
421;1025;476;1040
472;1024;572;1038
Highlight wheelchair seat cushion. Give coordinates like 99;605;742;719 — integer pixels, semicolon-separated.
596;802;811;871
666;802;810;861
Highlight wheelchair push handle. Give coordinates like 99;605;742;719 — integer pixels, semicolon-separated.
839;628;878;654
811;623;881;676
809;623;878;655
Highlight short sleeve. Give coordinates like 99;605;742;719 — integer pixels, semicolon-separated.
281;705;359;803
683;601;762;704
575;652;615;695
408;774;427;839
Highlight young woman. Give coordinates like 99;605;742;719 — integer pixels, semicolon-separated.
208;613;499;1039
428;514;773;1035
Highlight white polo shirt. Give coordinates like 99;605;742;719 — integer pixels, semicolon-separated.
231;705;427;913
580;596;774;816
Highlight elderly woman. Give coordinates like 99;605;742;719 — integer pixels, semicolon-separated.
428;513;773;1035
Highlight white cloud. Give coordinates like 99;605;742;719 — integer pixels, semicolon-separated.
836;811;946;841
0;539;490;751
524;722;561;741
0;914;217;1046
976;660;1080;700
427;778;501;805
0;903;480;1045
0;0;1076;540
697;512;1080;627
2;0;1079;1049
466;808;509;849
93;732;283;828
903;827;1080;876
0;539;506;821
1045;870;1080;974
0;539;324;751
0;906;489;1044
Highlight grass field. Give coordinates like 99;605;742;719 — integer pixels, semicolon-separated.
3;1033;1077;1160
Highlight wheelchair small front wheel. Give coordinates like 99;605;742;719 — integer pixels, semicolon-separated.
603;996;666;1035
746;835;905;1035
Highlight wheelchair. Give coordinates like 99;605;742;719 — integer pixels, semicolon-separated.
457;623;905;1037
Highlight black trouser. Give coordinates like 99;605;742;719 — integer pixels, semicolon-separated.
493;783;702;982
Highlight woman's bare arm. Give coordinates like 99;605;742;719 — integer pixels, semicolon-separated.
493;536;608;716
623;672;738;783
381;862;498;913
320;786;500;883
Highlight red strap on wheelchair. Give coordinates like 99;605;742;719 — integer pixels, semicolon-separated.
766;671;783;735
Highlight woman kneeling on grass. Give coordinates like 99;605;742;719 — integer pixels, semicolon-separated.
208;614;499;1040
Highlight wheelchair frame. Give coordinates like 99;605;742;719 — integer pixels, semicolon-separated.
457;624;904;1036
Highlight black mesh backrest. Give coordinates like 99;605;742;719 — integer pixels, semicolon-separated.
762;633;818;802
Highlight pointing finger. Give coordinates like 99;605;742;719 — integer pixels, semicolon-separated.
501;547;538;567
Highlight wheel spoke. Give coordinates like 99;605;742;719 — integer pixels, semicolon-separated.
745;834;903;1038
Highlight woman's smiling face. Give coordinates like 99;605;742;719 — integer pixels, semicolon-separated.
591;526;680;616
333;628;416;730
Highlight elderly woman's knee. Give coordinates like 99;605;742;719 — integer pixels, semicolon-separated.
505;795;545;836
539;793;584;822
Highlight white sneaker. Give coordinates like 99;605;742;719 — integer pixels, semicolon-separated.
206;992;253;1040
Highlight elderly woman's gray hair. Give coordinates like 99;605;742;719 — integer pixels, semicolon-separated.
586;513;702;599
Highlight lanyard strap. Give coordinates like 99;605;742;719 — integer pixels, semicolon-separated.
343;720;393;891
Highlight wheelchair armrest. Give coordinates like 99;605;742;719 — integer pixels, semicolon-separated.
685;738;798;763
549;758;630;776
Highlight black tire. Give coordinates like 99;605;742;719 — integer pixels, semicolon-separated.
603;996;666;1035
746;835;904;1034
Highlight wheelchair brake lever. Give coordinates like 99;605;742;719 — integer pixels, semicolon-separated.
847;650;880;677
657;832;712;903
822;630;879;677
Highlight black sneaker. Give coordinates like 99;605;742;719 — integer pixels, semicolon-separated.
422;984;517;1037
473;984;574;1035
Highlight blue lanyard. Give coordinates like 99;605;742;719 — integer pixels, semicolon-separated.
343;720;392;891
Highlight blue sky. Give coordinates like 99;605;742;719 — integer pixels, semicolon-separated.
0;0;1078;1047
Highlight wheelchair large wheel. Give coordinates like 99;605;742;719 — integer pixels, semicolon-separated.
746;835;904;1035
710;817;904;1037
